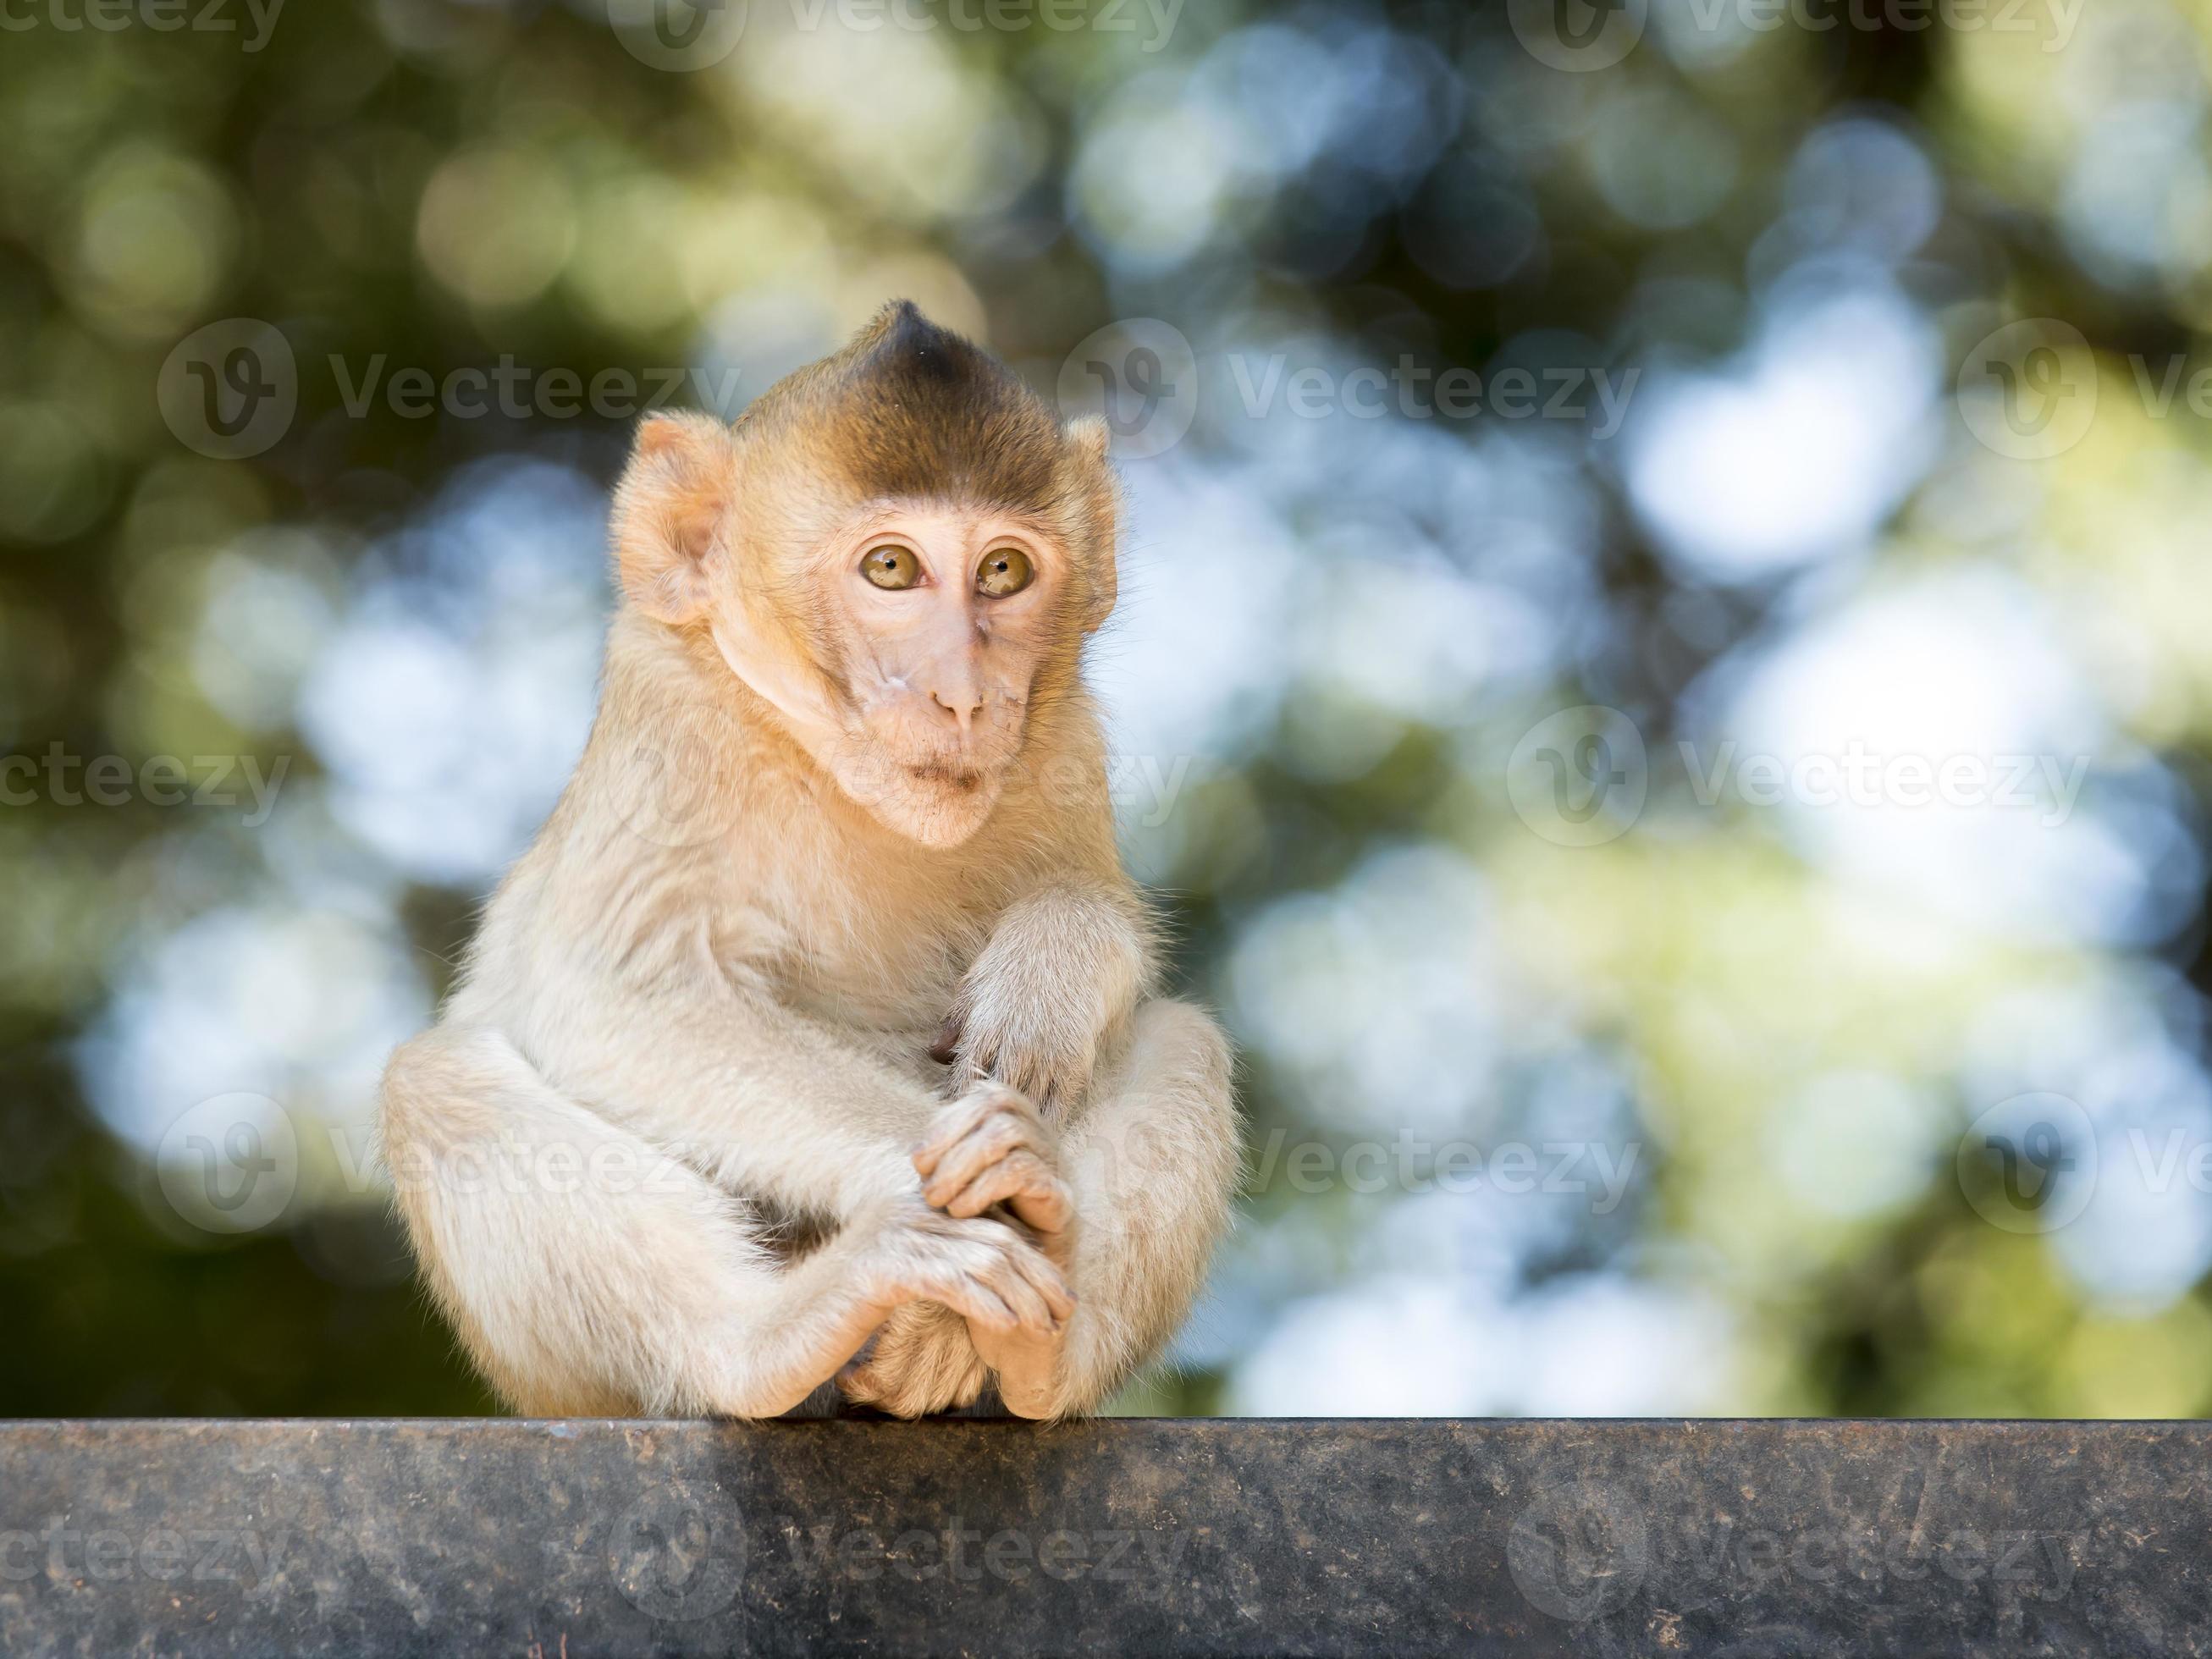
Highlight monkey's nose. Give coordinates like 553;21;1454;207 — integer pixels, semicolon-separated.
929;686;982;736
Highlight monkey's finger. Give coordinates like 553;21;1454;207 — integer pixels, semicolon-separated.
938;1156;1036;1219
1001;1239;1077;1324
940;1153;1059;1225
990;1269;1057;1337
916;1081;1040;1171
923;1137;1025;1208
918;1272;1019;1334
913;1091;1009;1175
969;1224;1073;1320
920;1115;1036;1205
933;1223;1064;1334
912;1098;987;1177
962;1288;1023;1335
1005;1175;1074;1238
965;1240;1056;1335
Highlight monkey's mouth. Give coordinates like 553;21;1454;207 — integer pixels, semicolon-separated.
907;759;985;793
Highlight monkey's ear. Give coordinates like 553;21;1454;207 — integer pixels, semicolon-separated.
1062;415;1118;631
1065;412;1111;466
611;411;736;626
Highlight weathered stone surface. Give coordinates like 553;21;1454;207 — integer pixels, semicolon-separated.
0;1418;2207;1655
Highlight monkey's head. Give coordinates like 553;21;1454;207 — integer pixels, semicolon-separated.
612;302;1119;848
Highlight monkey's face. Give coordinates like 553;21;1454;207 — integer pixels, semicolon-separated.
774;499;1067;847
611;303;1119;849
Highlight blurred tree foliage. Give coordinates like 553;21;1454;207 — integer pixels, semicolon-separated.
7;0;2212;1418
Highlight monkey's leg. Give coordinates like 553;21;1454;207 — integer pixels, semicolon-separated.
381;1025;1067;1419
903;998;1241;1419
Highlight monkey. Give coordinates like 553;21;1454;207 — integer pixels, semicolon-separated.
378;301;1242;1420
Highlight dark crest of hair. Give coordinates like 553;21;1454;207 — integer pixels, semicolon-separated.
755;301;1072;515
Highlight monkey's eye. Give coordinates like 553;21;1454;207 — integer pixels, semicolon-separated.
976;547;1034;598
861;544;922;591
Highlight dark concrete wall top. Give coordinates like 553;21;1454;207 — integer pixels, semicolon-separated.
1;1417;2208;1656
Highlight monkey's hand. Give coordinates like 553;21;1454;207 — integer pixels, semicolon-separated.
910;1083;1081;1418
847;1189;1073;1344
937;886;1148;1113
834;1167;1071;1419
913;1082;1077;1265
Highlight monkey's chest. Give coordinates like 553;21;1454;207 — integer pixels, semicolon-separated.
772;921;979;1047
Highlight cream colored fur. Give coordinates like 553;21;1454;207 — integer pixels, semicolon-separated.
379;334;1240;1420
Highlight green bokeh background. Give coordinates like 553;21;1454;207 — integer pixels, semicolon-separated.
6;0;2212;1419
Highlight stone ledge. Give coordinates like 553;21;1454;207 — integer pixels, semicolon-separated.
1;1418;2207;1656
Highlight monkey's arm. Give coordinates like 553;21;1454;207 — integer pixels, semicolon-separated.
537;983;974;1224
942;879;1154;1113
908;999;1239;1419
382;1024;1069;1418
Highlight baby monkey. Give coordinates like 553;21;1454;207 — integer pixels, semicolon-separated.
380;303;1240;1419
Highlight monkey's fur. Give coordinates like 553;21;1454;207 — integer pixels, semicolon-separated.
379;304;1241;1419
